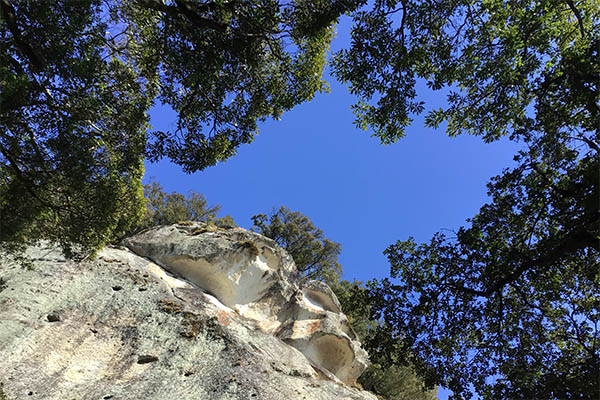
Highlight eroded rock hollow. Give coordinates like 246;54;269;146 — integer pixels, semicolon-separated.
123;223;370;384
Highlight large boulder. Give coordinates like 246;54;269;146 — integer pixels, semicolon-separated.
122;223;369;384
0;223;375;400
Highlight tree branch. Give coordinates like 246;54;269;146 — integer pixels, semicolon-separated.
565;0;586;38
136;0;227;32
0;0;44;70
452;216;600;297
0;144;59;210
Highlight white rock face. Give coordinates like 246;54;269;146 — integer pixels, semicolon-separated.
0;232;378;400
279;280;370;384
122;223;370;384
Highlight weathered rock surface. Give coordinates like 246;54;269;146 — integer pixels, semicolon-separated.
0;223;376;400
123;223;369;385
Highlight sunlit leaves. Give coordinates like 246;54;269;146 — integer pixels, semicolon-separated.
0;0;147;257
252;206;342;284
0;0;354;255
134;0;355;172
333;0;600;144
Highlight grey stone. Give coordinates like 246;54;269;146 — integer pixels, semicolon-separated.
0;226;377;400
123;223;370;384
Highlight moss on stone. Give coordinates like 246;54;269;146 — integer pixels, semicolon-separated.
177;221;195;226
237;240;259;258
158;299;183;315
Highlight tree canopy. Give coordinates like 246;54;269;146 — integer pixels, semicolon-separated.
0;0;353;255
332;0;599;145
1;1;149;256
252;206;342;283
331;279;438;400
332;0;599;398
369;138;598;398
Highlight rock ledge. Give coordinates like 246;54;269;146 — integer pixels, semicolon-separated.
122;223;369;384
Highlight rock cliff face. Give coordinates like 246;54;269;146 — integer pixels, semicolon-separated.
0;223;376;400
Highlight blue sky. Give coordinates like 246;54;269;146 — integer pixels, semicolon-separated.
145;17;521;400
145;77;521;284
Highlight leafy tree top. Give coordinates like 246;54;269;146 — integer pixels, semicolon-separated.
328;2;599;397
333;0;599;146
252;206;342;284
0;0;353;254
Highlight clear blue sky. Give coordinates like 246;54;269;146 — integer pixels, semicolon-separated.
145;17;521;400
146;82;521;283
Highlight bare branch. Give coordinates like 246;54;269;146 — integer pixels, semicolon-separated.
565;0;586;38
136;0;227;32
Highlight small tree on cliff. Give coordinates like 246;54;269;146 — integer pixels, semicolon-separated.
252;207;436;400
251;207;342;284
139;180;234;231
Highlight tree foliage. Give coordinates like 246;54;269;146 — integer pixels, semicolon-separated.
331;279;438;400
252;206;342;283
0;0;148;257
254;208;436;399
371;142;598;399
131;0;356;171
0;0;354;255
332;0;599;145
333;0;600;398
139;179;226;230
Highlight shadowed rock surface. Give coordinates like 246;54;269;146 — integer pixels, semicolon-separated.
0;223;375;400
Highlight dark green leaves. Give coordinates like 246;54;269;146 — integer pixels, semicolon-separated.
331;2;599;397
134;0;351;171
332;0;600;144
0;0;350;255
252;206;342;284
372;139;599;398
0;0;148;257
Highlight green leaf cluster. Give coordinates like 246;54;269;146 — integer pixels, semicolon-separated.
137;178;234;231
0;0;352;255
333;0;600;144
1;0;148;258
252;206;342;284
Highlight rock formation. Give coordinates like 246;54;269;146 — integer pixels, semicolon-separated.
0;223;376;400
